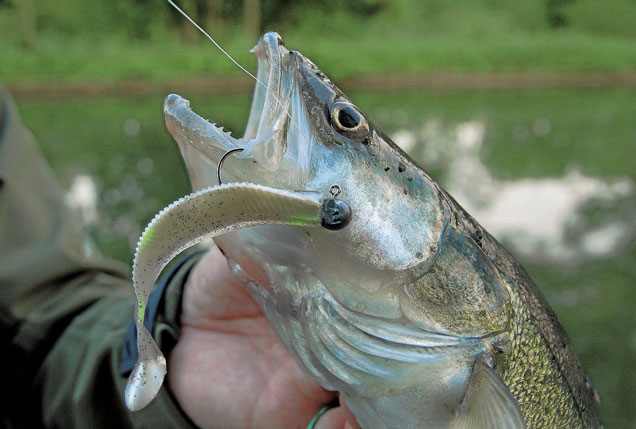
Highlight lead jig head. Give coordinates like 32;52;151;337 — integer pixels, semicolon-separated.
321;198;351;230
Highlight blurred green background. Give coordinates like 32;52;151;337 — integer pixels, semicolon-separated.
2;0;635;426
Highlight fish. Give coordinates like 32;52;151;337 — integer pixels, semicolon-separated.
124;32;601;428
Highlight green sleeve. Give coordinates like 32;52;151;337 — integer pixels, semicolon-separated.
0;85;198;428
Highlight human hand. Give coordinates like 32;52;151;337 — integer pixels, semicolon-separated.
167;246;359;428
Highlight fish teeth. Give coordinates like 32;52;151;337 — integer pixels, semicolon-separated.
202;119;233;138
218;126;233;137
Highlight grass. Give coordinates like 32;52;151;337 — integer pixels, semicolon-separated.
2;29;636;84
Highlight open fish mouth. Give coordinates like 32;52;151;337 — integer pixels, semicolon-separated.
164;32;310;190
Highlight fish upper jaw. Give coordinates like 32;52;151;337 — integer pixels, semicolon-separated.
239;32;303;173
243;32;288;144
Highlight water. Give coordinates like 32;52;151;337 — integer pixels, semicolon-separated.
15;88;636;426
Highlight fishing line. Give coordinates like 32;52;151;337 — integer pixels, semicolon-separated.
166;0;265;88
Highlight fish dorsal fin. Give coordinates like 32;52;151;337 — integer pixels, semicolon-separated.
454;358;526;429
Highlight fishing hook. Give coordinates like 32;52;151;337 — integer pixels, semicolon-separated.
217;147;245;185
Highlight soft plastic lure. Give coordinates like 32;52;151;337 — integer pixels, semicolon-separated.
124;182;349;411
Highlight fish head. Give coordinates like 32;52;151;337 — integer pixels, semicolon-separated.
164;33;451;313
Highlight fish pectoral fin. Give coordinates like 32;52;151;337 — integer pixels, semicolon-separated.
454;358;526;429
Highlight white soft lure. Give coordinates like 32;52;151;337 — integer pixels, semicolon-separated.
124;183;333;411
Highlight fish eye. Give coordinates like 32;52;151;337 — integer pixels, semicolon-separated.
337;106;360;129
330;101;370;139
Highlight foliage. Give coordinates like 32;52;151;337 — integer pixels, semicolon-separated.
1;0;635;80
562;0;636;37
1;0;635;43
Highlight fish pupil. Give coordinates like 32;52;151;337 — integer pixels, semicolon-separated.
338;107;361;129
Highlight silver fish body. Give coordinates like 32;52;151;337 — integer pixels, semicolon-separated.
132;32;600;427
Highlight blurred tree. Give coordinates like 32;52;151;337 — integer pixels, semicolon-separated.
562;0;636;37
243;0;261;42
545;0;575;28
259;0;386;30
205;0;226;34
345;0;386;16
168;0;202;43
29;0;168;40
16;0;36;48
